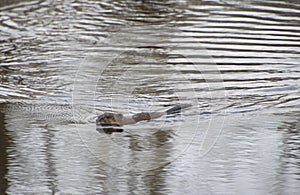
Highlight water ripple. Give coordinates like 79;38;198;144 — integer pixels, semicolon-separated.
0;0;300;194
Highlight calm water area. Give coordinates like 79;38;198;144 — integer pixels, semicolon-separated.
0;0;299;194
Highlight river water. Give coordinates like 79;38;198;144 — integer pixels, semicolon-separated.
0;0;299;194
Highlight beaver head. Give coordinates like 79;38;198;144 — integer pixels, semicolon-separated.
96;113;124;126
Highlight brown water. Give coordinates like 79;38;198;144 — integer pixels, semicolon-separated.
0;0;300;194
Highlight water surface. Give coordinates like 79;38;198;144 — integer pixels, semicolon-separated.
0;0;300;194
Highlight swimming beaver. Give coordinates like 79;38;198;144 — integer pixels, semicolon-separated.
96;104;192;126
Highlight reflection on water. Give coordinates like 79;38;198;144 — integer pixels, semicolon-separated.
0;0;300;194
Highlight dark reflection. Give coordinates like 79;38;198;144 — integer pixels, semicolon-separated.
96;127;124;134
127;129;173;151
278;114;300;172
113;128;171;193
269;112;300;194
0;104;9;194
43;126;59;194
130;129;171;193
142;167;168;194
0;103;62;194
125;162;168;194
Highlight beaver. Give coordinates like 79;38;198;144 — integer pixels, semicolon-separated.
96;104;192;126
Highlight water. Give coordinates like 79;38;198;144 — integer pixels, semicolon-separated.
0;0;299;194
